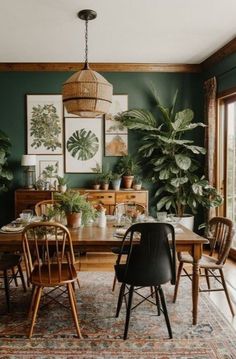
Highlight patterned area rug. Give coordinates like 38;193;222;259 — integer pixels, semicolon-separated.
0;271;236;358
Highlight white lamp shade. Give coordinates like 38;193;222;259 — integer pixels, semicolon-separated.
21;155;36;166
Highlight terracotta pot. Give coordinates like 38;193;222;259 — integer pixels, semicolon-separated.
92;184;101;190
101;182;109;190
66;212;82;229
123;175;134;189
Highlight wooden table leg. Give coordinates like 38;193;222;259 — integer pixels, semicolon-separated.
192;243;202;325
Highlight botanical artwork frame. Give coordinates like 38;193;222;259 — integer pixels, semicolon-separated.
35;155;64;186
105;134;128;156
26;94;63;155
64;106;79;118
104;94;128;156
64;117;103;173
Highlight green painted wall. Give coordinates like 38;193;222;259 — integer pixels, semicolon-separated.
203;52;236;93
0;71;203;225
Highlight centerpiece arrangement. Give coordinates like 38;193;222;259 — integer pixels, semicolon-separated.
54;190;97;228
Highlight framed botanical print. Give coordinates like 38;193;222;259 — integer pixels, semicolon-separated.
65;117;103;173
105;134;128;156
35;155;64;186
27;94;63;155
105;94;128;156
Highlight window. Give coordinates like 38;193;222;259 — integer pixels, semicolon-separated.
218;92;236;250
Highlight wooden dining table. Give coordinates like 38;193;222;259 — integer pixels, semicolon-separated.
0;221;207;325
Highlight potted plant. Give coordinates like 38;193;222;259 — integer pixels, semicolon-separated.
111;173;122;191
100;165;112;190
116;155;140;189
115;89;222;228
56;175;68;193
132;175;142;190
91;162;102;190
54;190;97;228
0;130;13;193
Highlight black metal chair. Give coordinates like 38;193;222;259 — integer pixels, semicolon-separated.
114;222;176;340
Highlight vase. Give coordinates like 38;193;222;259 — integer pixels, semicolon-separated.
172;214;194;230
123;175;134;189
111;179;121;191
97;211;107;228
58;184;67;193
101;182;109;190
66;212;82;229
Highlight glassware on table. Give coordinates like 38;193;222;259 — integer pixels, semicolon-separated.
156;211;167;221
20;209;33;223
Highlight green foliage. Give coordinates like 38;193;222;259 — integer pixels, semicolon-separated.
56;175;68;186
116;155;140;176
30;104;62;151
54;190;97;225
0;130;13;193
42;163;58;180
100;164;112;184
67;129;99;160
115;89;223;216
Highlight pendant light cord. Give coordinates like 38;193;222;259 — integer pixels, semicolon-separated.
84;19;89;69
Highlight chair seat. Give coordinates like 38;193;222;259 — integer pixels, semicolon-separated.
179;253;223;269
31;264;78;286
0;253;22;270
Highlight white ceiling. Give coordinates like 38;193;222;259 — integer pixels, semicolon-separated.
1;0;236;64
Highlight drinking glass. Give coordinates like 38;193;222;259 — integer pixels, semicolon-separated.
20;209;33;222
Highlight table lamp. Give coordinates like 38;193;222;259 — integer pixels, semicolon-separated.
21;155;36;189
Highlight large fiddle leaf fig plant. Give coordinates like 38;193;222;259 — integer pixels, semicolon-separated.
115;90;222;217
0;130;13;193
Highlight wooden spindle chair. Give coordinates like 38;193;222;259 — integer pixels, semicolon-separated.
22;222;82;338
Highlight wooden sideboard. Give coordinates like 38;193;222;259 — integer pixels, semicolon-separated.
14;188;149;217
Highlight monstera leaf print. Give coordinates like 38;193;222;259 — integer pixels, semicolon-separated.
67;129;99;160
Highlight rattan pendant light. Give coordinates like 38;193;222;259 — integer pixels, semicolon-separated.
62;9;113;118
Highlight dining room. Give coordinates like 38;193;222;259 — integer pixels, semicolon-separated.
1;0;236;357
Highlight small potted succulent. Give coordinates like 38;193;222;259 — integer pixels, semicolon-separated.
132;175;142;190
100;165;112;190
56;175;68;193
91;163;102;190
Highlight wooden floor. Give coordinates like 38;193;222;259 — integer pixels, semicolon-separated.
79;251;236;329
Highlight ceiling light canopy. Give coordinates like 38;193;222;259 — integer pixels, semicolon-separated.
62;9;113;118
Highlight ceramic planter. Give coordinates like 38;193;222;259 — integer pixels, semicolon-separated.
111;178;121;191
123;175;134;189
66;212;82;228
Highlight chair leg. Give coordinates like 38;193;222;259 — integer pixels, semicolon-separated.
204;269;211;289
11;267;18;286
173;261;183;303
3;269;10;312
17;263;27;292
154;286;161;316
67;283;82;338
124;285;134;340
219;269;235;316
158;286;172;339
116;282;126;318
28;285;37;319
76;277;81;288
29;286;42;338
112;274;117;292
